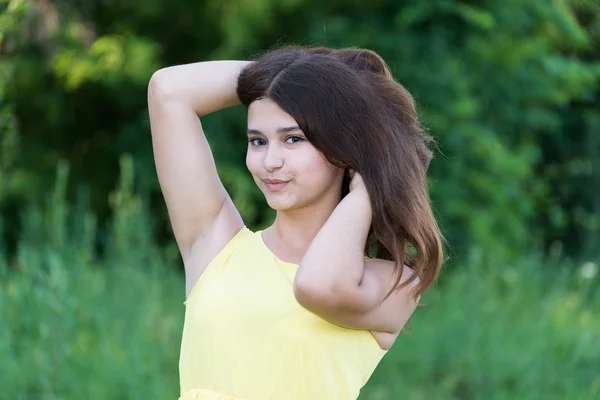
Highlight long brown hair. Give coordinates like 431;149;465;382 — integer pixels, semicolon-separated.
237;45;444;301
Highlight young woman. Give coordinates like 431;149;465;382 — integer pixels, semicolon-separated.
147;46;444;400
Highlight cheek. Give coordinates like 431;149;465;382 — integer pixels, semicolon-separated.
295;151;341;186
246;151;259;176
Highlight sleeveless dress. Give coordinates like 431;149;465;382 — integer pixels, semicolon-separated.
178;226;388;400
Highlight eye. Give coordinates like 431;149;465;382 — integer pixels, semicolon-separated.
286;136;304;144
248;138;266;146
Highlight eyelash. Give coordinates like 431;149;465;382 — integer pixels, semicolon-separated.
248;136;304;146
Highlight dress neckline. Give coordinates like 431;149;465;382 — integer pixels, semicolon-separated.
257;230;300;267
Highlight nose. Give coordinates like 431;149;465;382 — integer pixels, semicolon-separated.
263;144;284;172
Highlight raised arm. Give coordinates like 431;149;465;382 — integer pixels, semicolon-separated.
147;61;250;292
293;171;419;342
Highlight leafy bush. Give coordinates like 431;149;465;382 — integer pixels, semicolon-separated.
2;0;600;264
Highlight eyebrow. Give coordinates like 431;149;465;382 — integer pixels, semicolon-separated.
247;126;301;135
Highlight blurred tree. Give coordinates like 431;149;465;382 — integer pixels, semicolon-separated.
1;0;598;265
539;0;600;258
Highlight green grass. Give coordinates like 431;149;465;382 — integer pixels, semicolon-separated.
359;252;600;400
1;159;599;399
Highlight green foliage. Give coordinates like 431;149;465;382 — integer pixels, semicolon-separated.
1;0;599;263
2;1;600;398
0;0;32;203
1;163;598;398
0;159;182;398
360;252;600;400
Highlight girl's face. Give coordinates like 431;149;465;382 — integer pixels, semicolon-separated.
246;98;344;212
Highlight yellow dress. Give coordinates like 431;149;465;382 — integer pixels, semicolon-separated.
178;226;388;400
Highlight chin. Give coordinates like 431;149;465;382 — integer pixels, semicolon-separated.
263;191;306;211
266;198;299;212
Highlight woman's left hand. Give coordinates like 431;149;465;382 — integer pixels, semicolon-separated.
348;169;365;192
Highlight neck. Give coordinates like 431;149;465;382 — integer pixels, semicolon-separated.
265;191;342;261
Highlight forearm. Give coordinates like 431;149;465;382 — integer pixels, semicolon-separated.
149;60;252;116
295;187;373;295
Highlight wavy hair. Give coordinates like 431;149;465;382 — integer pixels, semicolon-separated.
236;46;444;300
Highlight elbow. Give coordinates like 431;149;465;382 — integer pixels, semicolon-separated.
293;276;348;311
148;68;178;102
293;278;321;309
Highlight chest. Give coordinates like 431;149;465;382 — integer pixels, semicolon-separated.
183;258;378;352
187;261;299;328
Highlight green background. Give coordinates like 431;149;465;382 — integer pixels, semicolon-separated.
1;0;599;398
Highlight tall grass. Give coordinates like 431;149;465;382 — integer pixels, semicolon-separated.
1;157;183;399
360;251;600;400
1;158;598;399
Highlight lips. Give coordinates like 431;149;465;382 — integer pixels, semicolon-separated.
263;179;289;184
263;179;290;191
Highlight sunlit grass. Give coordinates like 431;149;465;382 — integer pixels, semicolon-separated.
1;159;598;399
360;254;600;400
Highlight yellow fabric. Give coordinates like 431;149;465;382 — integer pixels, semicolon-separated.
178;226;388;400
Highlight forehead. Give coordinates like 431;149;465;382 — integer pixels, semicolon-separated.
247;98;297;130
